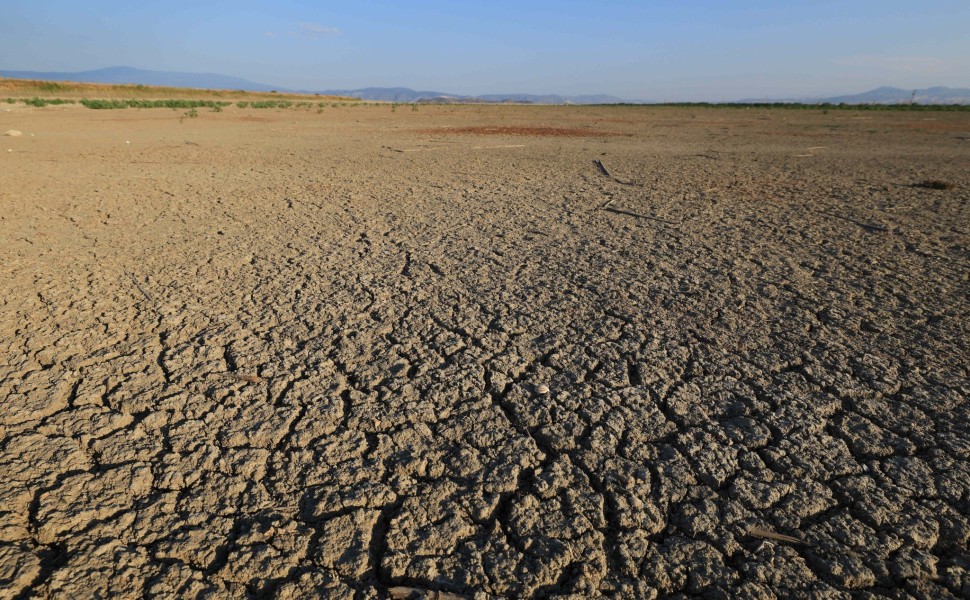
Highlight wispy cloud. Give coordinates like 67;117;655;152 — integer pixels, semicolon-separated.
835;54;956;74
293;22;341;39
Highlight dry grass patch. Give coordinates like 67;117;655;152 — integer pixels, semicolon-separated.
0;77;353;102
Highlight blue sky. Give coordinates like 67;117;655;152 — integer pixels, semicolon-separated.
2;1;968;100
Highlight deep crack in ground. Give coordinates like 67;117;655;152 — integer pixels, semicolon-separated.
1;104;968;598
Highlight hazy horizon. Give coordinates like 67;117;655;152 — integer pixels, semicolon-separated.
3;1;969;102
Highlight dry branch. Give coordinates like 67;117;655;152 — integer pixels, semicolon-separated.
747;526;811;546
127;272;154;303
824;212;888;232
593;159;642;186
604;206;679;225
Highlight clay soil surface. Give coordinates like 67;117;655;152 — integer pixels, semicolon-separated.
1;103;969;598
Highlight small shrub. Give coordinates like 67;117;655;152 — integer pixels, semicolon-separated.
237;101;249;108
185;108;198;118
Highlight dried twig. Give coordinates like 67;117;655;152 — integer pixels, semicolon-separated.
593;159;642;186
823;212;888;232
126;272;154;303
604;206;679;225
206;372;263;385
389;587;465;600
226;373;262;384
747;526;811;546
913;179;954;190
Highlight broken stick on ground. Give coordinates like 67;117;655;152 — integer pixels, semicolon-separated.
747;527;812;546
604;206;680;225
593;159;642;186
823;211;889;232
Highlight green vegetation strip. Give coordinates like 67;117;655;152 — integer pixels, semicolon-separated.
23;97;76;107
80;99;233;109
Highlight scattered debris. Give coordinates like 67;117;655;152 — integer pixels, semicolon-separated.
913;179;954;190
4;130;22;137
747;526;811;546
593;159;642;186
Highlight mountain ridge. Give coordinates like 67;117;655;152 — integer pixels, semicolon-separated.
2;67;968;105
741;85;970;105
0;66;283;93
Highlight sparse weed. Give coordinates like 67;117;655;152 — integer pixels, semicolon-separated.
236;101;249;108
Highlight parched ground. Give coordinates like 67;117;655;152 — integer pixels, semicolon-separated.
1;103;968;599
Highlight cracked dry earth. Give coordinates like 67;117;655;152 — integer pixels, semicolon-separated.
1;104;969;599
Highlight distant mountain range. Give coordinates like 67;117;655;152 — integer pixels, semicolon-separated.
818;86;970;105
2;66;968;105
0;66;283;93
741;86;970;105
0;66;625;104
322;86;624;104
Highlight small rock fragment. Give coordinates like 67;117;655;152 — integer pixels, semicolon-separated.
536;384;550;395
4;130;22;137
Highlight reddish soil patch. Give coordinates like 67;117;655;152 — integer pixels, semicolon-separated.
416;125;622;137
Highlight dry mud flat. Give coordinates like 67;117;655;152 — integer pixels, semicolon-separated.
1;103;968;599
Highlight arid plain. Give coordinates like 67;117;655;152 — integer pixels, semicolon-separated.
1;102;968;598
